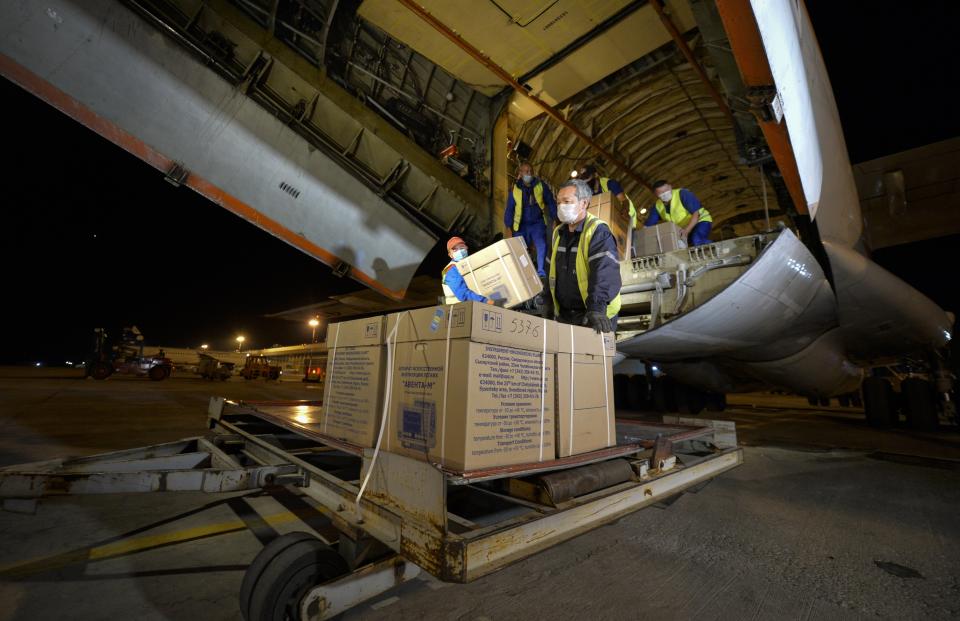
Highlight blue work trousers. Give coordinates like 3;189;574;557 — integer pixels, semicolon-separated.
516;222;548;278
689;221;713;246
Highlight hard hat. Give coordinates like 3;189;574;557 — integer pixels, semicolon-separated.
446;236;466;252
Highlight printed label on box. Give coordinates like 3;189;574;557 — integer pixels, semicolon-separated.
469;344;553;460
481;309;502;333
400;399;436;450
325;347;383;442
450;306;466;328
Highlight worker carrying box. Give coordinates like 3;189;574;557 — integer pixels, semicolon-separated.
441;236;543;309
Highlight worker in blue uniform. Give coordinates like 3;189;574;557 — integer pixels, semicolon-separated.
440;237;503;305
504;161;556;279
579;164;637;229
644;180;713;246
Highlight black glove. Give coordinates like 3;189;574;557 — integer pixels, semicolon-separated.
584;310;613;334
539;294;554;319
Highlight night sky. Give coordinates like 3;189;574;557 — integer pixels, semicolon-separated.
4;0;959;364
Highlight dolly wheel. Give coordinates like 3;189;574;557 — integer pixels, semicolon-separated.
242;532;348;621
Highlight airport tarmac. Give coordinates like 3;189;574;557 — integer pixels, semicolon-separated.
0;367;958;620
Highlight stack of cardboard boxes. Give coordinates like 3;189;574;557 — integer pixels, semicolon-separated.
322;302;617;472
321;316;388;447
635;221;687;257
587;191;631;259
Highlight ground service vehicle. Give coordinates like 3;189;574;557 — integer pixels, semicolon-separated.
85;327;174;381
197;353;234;381
241;355;282;381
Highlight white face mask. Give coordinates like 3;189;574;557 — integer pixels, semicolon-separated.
521;174;533;184
452;248;468;261
558;202;580;224
658;190;672;202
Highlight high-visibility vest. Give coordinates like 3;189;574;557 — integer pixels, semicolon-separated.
598;177;637;228
440;262;460;304
548;213;622;320
654;188;712;227
511;181;550;231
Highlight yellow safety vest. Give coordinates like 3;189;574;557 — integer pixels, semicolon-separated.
654;188;712;227
548;213;622;319
511;181;551;231
440;262;460;304
598;177;637;228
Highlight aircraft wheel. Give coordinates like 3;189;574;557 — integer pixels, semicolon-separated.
902;377;938;432
862;377;896;428
652;377;678;413
626;375;648;411
613;375;629;409
678;385;706;416
241;532;348;621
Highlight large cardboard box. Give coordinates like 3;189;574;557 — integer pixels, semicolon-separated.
454;237;543;308
555;323;617;457
588;192;631;259
322;316;387;447
635;221;687;257
384;303;557;471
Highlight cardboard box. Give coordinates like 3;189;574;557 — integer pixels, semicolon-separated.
322;316;387;447
635;221;687;257
385;302;558;352
555;323;616;457
454;237;543;308
384;303;556;471
588;192;631;259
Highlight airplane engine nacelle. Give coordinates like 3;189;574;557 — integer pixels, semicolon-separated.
742;328;863;398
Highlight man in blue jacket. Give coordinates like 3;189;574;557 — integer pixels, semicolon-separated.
644;180;713;246
504;161;556;278
441;237;503;306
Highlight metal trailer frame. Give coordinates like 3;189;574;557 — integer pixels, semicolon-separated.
0;398;742;620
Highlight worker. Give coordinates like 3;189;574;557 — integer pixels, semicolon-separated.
504;161;556;278
544;179;622;333
579;164;637;229
645;180;713;246
441;237;504;306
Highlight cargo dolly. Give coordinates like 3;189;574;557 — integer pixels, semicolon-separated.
0;398;741;620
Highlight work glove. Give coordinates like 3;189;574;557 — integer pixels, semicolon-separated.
539;294;554;319
486;298;506;307
584;310;613;334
